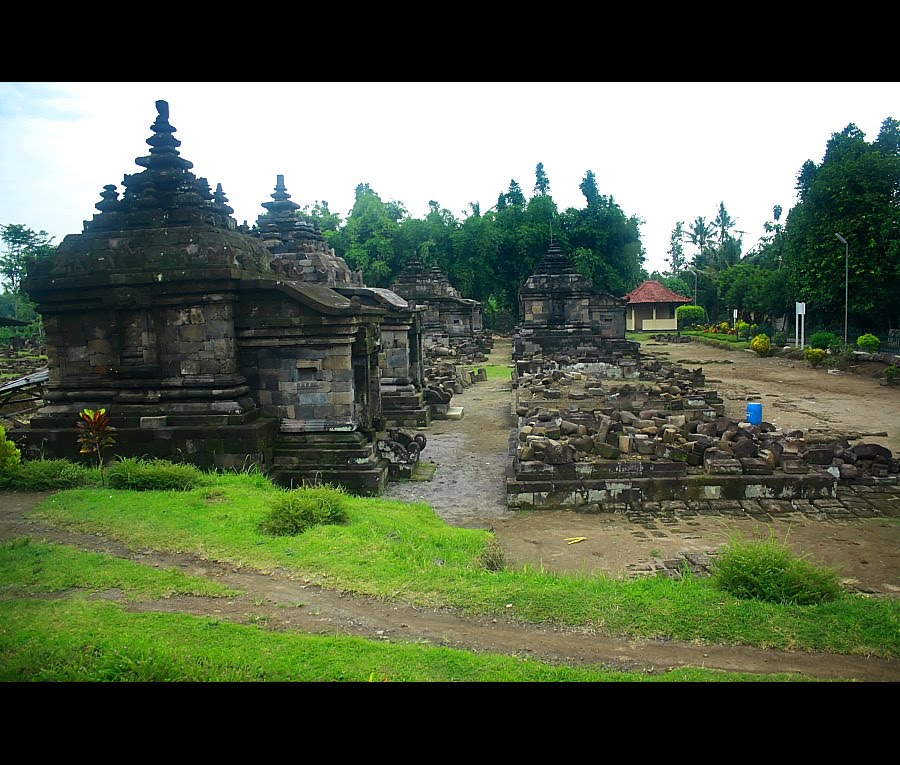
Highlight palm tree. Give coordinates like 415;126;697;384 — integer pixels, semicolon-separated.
687;216;715;269
713;201;737;246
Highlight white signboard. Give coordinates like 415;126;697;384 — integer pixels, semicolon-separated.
795;302;806;349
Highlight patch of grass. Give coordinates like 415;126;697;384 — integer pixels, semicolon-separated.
475;537;505;571
105;457;206;491
711;530;843;606
0;598;810;682
625;332;658;343
683;331;751;350
478;364;514;380
0;537;237;600
406;460;437;481
4;458;95;490
259;485;350;536
28;480;900;658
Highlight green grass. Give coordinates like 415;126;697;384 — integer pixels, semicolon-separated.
712;531;843;606
259;484;350;536
625;332;659;343
0;537;238;600
1;458;96;490
105;457;206;491
0;597;808;682
682;331;751;350
26;474;900;659
476;363;514;380
0;534;808;681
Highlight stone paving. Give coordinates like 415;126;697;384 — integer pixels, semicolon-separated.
618;481;899;580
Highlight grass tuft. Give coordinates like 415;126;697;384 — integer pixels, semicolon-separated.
475;537;505;572
105;457;206;491
711;529;843;606
4;458;94;490
259;484;350;536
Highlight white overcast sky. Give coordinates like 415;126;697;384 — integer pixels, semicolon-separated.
1;82;897;279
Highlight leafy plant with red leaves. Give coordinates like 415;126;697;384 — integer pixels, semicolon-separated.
76;408;117;486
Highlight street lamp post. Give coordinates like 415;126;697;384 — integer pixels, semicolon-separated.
835;233;849;345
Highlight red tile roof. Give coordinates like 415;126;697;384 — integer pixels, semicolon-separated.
625;280;693;305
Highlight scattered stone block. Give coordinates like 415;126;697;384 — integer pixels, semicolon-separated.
781;457;809;474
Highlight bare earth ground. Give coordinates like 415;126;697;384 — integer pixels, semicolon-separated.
2;336;900;681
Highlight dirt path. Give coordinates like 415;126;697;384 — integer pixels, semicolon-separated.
2;337;899;681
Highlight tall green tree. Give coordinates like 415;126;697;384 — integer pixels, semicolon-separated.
533;162;550;196
1;224;55;319
304;200;343;253
712;201;737;247
338;186;407;286
561;170;644;296
687;216;715;269
667;221;687;276
505;179;526;208
784;118;900;332
716;263;790;326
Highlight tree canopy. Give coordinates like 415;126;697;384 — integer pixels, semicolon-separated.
307;165;647;326
1;224;55;320
783;118;900;332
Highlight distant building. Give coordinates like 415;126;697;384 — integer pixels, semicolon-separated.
624;280;692;332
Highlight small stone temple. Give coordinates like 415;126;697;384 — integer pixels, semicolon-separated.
250;175;431;430
390;255;489;360
15;100;395;493
512;239;638;364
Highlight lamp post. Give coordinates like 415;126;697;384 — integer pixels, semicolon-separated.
835;233;849;345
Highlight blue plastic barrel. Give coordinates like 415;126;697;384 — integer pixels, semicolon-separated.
747;402;763;425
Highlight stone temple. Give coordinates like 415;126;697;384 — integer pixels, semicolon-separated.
14;100;428;493
249;174;432;432
390;254;490;362
512;238;638;367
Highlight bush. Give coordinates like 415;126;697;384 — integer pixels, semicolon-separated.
676;304;706;329
735;320;751;339
810;331;838;350
711;531;843;605
826;340;854;369
856;333;881;353
772;331;787;347
259;485;349;536
7;459;93;491
749;334;771;356
105;457;205;491
885;364;899;385
0;426;22;486
805;348;828;367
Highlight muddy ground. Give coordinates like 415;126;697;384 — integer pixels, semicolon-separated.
2;336;899;680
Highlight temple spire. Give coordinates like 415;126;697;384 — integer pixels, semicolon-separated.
134;99;193;172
